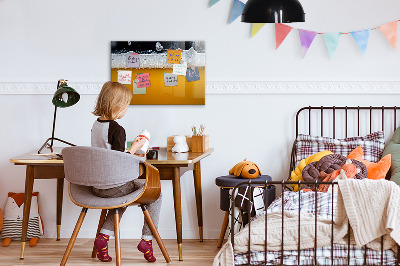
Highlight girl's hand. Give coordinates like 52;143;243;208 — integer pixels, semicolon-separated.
129;137;147;154
134;148;149;157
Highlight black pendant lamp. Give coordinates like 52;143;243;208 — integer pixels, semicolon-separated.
242;0;305;23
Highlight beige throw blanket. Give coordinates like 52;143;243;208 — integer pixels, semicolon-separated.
214;179;400;266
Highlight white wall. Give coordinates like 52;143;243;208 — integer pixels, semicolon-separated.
1;0;400;240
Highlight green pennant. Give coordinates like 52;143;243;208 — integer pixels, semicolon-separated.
209;0;221;7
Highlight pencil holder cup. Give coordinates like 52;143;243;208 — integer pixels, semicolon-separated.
191;135;209;153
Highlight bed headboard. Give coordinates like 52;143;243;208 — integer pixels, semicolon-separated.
290;106;400;179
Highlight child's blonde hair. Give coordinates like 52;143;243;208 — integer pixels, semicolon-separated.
93;81;132;120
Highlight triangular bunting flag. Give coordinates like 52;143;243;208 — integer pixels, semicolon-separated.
298;29;317;58
229;0;245;24
251;23;266;38
378;21;398;50
323;33;341;58
275;23;293;49
209;0;220;7
351;29;370;55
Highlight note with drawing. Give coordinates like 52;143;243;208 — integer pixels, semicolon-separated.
167;49;182;64
164;73;178;87
173;62;187;76
136;73;151;88
186;67;200;82
118;70;132;84
126;53;140;68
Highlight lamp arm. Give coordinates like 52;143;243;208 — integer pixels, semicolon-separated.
50;105;57;148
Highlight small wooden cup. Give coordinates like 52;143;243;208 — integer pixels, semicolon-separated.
191;135;209;153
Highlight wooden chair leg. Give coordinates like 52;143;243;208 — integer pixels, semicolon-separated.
217;211;230;248
141;205;171;263
114;210;121;266
91;209;108;258
60;208;88;266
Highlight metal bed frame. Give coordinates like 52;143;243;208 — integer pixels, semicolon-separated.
230;106;400;266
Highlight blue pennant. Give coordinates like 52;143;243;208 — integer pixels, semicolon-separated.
351;29;371;55
229;0;245;24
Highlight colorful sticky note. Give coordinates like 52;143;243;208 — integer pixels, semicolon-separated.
117;70;132;84
136;73;151;88
186;67;200;82
126;53;140;68
173;62;187;76
164;73;178;87
132;82;146;94
167;49;182;64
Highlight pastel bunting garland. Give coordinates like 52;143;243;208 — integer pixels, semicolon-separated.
209;2;400;58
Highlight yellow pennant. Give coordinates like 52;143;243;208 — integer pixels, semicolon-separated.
251;23;266;38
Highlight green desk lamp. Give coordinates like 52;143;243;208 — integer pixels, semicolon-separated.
38;79;80;154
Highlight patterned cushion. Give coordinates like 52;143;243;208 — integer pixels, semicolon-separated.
294;131;385;166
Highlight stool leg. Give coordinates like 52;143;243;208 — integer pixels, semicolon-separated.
92;209;107;258
114;209;121;266
217;211;230;248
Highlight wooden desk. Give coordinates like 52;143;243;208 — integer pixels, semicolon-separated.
10;147;213;261
9;148;64;259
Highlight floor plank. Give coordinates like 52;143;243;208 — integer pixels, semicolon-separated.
0;239;221;265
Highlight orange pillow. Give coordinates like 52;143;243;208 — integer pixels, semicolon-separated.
347;146;391;180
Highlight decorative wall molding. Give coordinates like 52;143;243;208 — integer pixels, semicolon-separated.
1;81;400;95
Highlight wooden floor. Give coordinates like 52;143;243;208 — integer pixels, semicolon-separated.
0;239;221;265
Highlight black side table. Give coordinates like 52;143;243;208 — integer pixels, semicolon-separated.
215;175;275;248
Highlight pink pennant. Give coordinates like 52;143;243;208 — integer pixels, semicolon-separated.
378;21;398;50
275;24;293;49
298;29;317;58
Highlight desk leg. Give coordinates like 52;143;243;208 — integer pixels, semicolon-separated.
193;161;203;242
56;178;64;241
172;167;183;261
20;165;35;259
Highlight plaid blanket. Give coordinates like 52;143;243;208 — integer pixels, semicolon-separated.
234;191;397;265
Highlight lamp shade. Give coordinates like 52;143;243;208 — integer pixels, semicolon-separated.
241;0;305;23
52;84;80;108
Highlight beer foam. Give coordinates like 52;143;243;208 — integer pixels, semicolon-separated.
111;47;205;69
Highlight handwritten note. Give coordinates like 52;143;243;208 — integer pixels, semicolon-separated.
136;73;151;88
173;62;187;76
117;70;132;84
164;73;178;87
167;49;182;64
126;53;140;68
186;67;200;82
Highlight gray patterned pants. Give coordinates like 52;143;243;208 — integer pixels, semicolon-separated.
92;180;162;240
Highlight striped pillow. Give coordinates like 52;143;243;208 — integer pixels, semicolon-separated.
294;131;385;166
1;217;41;240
